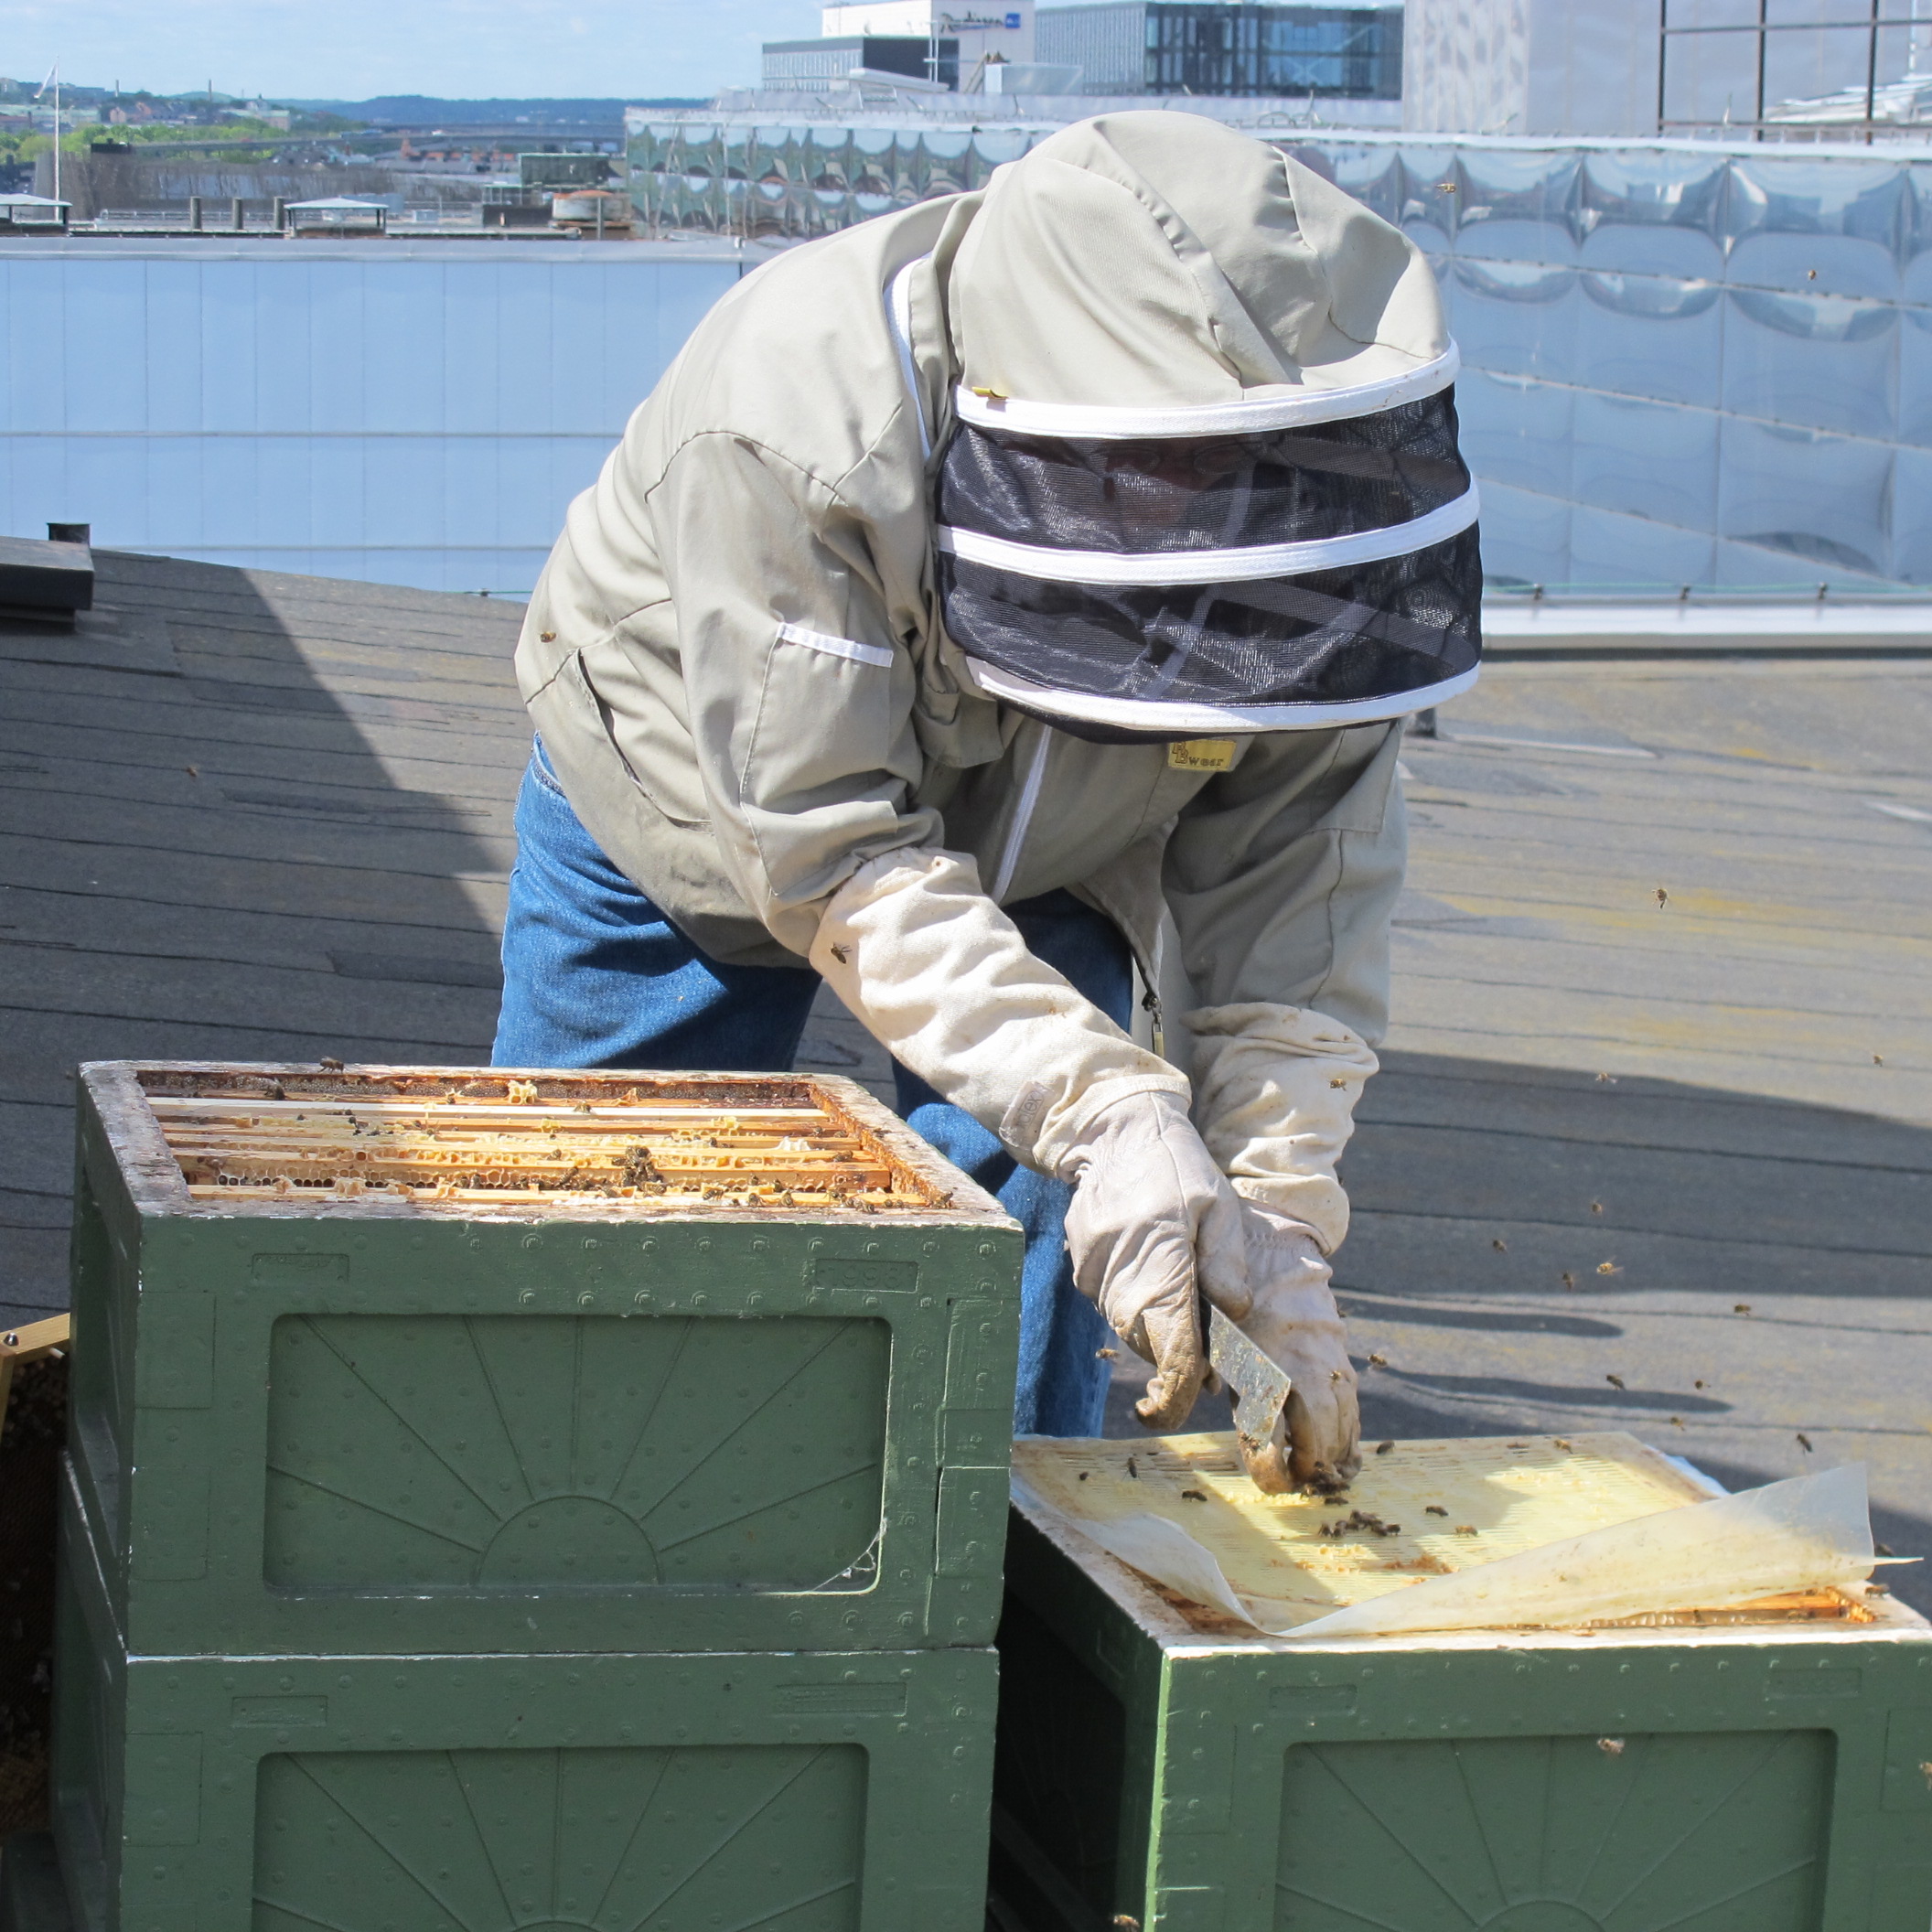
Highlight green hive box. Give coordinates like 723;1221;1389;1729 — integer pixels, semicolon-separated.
67;1062;1022;1656
994;1495;1932;1932
47;1490;996;1932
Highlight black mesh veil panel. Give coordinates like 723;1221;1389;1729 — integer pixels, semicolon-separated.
939;391;1474;555
939;528;1481;708
932;381;1483;732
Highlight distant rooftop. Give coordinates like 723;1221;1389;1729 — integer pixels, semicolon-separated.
285;95;705;133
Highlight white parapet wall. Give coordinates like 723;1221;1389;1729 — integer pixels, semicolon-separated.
14;123;1932;596
0;237;750;596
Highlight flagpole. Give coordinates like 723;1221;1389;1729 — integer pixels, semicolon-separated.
36;61;60;207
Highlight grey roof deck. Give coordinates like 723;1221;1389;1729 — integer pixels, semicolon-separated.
1;553;1927;1610
1346;656;1932;1614
0;549;879;1318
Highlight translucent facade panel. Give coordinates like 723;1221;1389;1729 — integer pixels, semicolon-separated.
1318;146;1403;210
1575;272;1724;405
1392;149;1463;226
1725;158;1906;252
1710;530;1869;585
1571;390;1721;529
1718;415;1893;576
1884;444;1932;582
15;134;1932;597
1577;222;1725;279
1726;231;1900;299
1895;306;1932;445
1455;370;1572;497
1452;217;1579;265
1453;150;1583;225
1568;502;1718;587
1580;153;1730;242
1722;289;1898;437
626;123;1054;236
1468;478;1573;585
1279;133;1932;587
1449;260;1578;381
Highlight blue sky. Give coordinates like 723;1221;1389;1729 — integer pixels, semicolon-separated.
6;0;819;103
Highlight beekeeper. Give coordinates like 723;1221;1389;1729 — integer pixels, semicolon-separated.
495;113;1480;1492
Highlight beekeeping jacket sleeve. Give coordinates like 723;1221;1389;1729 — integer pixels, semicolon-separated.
1164;719;1406;1253
653;426;1188;1173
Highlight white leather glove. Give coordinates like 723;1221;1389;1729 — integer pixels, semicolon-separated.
1060;1089;1250;1431
1188;1003;1378;1252
809;847;1190;1173
1229;1200;1361;1494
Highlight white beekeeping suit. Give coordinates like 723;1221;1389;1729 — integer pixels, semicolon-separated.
515;113;1480;1487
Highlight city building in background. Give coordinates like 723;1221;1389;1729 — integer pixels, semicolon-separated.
1662;0;1932;138
1401;0;1660;136
761;0;1397;99
1036;1;1401;100
763;37;963;91
1403;0;1932;141
830;0;1037;74
6;88;638;224
765;0;1038;93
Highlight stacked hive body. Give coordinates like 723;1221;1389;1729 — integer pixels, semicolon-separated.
44;1062;1024;1932
995;1436;1932;1932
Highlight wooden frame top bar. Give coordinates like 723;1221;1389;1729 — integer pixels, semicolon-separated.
80;1061;1013;1226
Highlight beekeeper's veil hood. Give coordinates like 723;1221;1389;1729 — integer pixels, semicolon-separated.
932;114;1481;738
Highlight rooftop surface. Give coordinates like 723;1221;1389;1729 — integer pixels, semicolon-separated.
0;550;1926;1613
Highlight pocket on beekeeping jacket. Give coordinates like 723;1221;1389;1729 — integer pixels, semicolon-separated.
566;642;713;830
741;622;909;832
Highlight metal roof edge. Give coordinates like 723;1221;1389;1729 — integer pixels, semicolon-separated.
0;237;760;263
1483;596;1932;657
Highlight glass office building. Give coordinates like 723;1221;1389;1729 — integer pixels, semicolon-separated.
1032;2;1402;100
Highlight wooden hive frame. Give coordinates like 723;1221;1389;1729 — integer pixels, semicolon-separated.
0;1316;68;1438
110;1062;971;1220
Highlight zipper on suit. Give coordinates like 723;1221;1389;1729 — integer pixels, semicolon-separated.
1144;922;1167;1060
991;728;1050;903
886;256;933;461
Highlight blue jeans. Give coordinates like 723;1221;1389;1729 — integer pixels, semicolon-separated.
493;742;1125;1436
